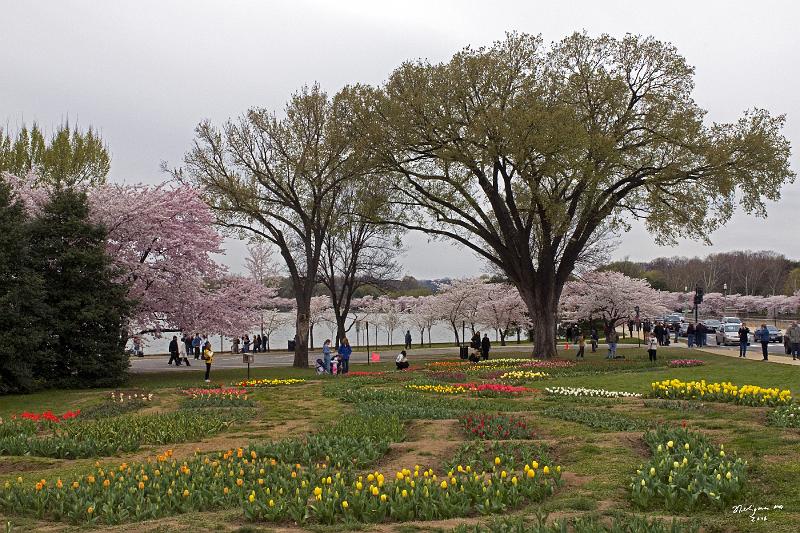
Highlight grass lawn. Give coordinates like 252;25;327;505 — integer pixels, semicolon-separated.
0;348;798;532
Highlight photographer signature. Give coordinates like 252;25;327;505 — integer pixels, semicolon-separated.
732;504;784;522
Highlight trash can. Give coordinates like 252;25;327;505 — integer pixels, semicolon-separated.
288;340;296;351
459;345;469;359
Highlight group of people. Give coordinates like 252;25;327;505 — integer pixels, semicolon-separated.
467;331;492;363
231;334;268;354
317;337;352;375
168;333;215;382
736;322;799;361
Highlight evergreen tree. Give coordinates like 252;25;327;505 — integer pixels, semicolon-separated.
0;177;47;393
28;187;131;388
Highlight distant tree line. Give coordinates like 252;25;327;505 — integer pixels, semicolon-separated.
601;251;800;296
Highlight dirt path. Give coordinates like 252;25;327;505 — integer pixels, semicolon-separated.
373;419;463;475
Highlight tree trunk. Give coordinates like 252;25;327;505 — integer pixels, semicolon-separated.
336;322;347;348
529;308;557;358
450;322;460;346
500;330;507;346
293;298;310;368
520;281;560;358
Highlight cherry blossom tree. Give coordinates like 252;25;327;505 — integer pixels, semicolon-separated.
406;296;440;347
361;296;404;346
560;271;670;332
435;278;486;345
477;283;529;346
8;173;269;338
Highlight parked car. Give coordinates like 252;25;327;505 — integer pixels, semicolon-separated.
664;315;683;326
704;319;722;333
720;316;742;326
716;324;752;346
679;322;690;335
766;325;783;343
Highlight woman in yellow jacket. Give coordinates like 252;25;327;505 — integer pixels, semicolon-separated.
202;342;214;383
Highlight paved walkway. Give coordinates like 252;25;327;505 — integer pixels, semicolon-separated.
128;342;639;373
697;345;800;366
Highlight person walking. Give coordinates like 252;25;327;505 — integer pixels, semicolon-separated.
192;334;202;360
481;333;491;360
628;320;635;338
178;335;189;366
654;323;664;346
606;327;619;359
755;323;770;361
202;341;214;382
738;323;750;357
696;322;707;347
647;332;658;362
643;319;652;343
565;325;573;344
338;337;352;374
168;336;180;366
132;337;144;357
786;321;800;360
576;334;585;359
243;335;251;354
322;339;332;373
232;337;240;354
404;330;412;350
590;328;599;352
687;323;696;348
395;349;410;370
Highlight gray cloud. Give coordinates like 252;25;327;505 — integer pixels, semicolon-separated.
2;0;797;277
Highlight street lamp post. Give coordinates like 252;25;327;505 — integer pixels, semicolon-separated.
634;305;640;348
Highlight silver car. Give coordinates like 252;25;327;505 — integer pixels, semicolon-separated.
716;324;751;346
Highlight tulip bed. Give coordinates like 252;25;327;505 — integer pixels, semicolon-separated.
338;388;524;420
0;413;562;526
544;386;642;398
0;410;235;459
406;383;535;396
498;371;551;381
445;440;551;474
630;426;747;511
460;413;536;440
541;404;650;432
236;378;306;387
649;379;792;406
766;404;800;428
181;387;254;408
667;359;705;367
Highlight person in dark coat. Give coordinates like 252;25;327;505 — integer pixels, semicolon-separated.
404;330;412;349
470;331;481;350
696;323;707;347
168;336;180;366
590;328;599;352
481;334;491;360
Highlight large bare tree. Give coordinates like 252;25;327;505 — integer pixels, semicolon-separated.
319;180;402;346
348;32;793;357
178;85;360;367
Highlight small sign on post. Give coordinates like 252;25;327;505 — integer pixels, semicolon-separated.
371;352;380;363
243;353;254;379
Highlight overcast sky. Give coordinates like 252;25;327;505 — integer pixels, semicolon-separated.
2;0;798;278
